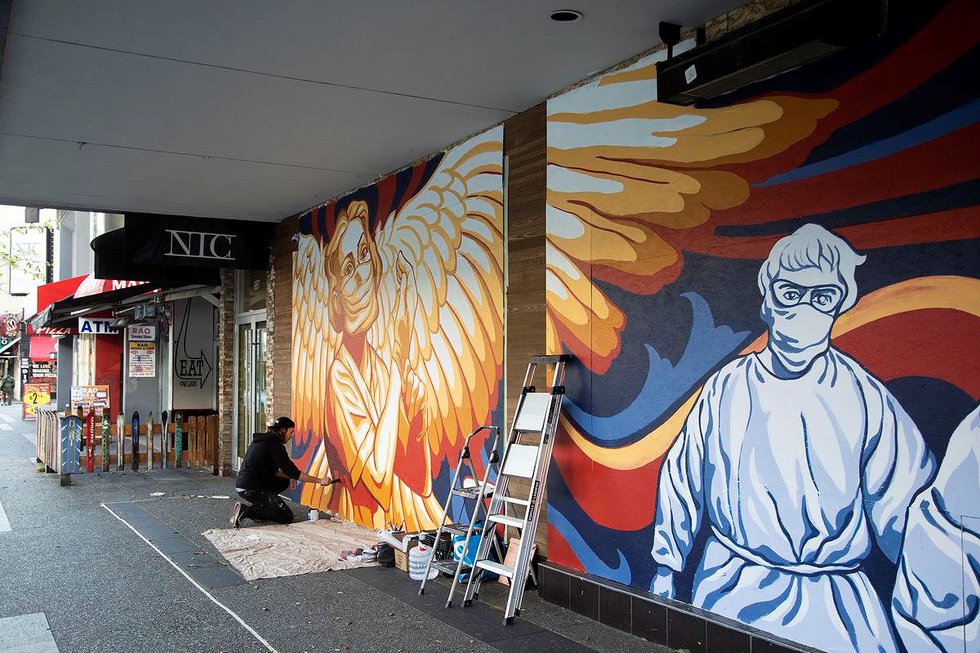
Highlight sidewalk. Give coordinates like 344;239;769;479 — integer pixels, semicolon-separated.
0;404;672;653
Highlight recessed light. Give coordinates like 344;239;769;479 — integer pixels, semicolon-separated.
550;9;583;23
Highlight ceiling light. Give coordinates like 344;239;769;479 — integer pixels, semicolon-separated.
551;10;583;22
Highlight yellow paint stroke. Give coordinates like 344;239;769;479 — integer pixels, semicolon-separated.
566;276;980;470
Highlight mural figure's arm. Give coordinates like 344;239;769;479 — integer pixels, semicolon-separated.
650;388;708;597
860;380;937;563
892;405;980;653
328;355;401;508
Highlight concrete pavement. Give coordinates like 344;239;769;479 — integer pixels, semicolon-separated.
0;404;671;652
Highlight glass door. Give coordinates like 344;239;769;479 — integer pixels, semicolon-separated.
233;314;266;470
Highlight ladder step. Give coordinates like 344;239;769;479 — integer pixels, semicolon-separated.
476;560;514;578
451;487;481;499
431;559;466;574
500;496;529;507
488;514;524;528
441;522;473;536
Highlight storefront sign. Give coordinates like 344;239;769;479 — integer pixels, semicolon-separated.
35;326;76;336
127;325;156;342
78;318;119;335
128;341;156;378
125;213;272;270
23;383;52;420
70;385;110;413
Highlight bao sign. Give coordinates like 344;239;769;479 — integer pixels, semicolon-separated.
127;325;155;341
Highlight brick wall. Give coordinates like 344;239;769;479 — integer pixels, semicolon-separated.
267;217;297;423
216;268;235;476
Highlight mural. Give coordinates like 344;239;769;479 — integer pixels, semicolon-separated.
291;128;505;531
545;1;979;651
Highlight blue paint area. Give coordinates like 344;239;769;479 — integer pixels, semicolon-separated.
548;506;633;586
757;100;980;187
565;292;749;445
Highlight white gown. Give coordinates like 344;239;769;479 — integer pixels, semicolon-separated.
892;405;979;653
652;348;936;652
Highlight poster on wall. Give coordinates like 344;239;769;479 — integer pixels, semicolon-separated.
21;383;51;420
291;127;506;532
542;2;979;652
70;385;110;414
171;297;216;409
128;341;156;378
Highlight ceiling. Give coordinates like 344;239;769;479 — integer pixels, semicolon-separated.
0;0;742;222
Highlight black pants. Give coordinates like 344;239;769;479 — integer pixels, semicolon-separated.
237;489;294;524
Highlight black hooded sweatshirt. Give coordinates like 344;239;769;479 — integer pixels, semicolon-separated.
235;432;301;493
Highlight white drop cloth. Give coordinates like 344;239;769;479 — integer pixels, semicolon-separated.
203;518;377;581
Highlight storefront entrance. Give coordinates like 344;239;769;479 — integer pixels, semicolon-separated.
233;313;266;470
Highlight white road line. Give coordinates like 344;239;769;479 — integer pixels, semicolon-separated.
0;612;59;652
0;413;14;423
101;503;278;653
0;499;10;533
0;423;12;430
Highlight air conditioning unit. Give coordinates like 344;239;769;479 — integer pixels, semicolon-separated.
656;0;885;105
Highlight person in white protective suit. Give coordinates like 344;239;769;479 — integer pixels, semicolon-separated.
651;224;936;652
892;404;979;652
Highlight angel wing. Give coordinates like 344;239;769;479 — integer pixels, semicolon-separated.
291;233;338;460
546;47;837;373
370;128;505;472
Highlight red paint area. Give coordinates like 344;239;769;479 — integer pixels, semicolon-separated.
546;523;583;571
835;308;980;400
553;424;664;531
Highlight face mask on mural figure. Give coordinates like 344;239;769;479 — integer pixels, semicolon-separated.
327;202;380;335
760;268;845;377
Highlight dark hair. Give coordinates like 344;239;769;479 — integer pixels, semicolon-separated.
269;416;295;435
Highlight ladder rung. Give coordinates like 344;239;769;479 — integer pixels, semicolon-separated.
441;523;472;536
500;496;529;507
452;487;480;499
431;559;466;574
488;514;524;528
476;560;514;578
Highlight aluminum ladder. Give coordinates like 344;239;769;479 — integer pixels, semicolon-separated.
418;425;502;606
462;354;571;624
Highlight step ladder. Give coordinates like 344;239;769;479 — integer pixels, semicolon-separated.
463;354;571;624
418;424;503;607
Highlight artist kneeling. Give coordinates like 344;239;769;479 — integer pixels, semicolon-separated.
230;416;337;528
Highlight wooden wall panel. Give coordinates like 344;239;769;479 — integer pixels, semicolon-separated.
504;103;548;554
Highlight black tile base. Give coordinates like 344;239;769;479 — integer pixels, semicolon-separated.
538;564;569;608
668;606;706;653
536;563;813;653
708;619;749;653
632;597;667;645
598;586;631;632
568;576;598;620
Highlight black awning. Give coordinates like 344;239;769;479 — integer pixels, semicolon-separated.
28;282;178;330
93;229;222;285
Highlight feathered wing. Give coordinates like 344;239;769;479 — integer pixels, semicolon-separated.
292;233;337;477
546;49;837;372
370;128;505;479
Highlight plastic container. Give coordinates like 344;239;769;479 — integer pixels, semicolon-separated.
408;544;438;581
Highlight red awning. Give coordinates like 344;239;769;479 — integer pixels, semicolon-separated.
30;336;57;361
36;275;88;313
73;274;148;299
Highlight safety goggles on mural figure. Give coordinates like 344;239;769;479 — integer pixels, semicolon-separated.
770;280;844;314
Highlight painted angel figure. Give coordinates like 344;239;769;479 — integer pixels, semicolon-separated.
294;129;504;531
